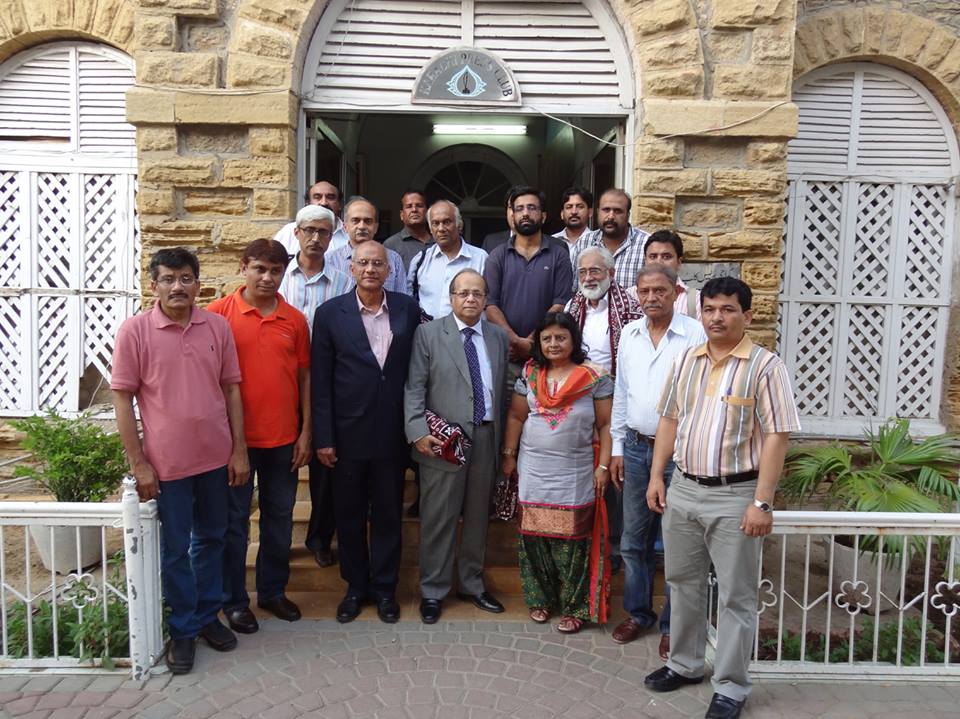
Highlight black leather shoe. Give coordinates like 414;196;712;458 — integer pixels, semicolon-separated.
337;594;364;623
377;595;401;623
225;607;259;634
257;595;301;622
419;598;442;624
455;591;505;613
705;693;745;719
643;666;704;692
313;548;337;568
166;637;196;675
199;619;237;651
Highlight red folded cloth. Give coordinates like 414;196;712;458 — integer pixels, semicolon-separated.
425;409;471;466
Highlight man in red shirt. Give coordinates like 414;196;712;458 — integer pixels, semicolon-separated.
208;239;312;633
112;248;249;675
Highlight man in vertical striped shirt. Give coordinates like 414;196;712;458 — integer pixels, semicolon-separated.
642;277;800;719
278;204;352;569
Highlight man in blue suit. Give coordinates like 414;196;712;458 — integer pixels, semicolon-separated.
312;240;421;623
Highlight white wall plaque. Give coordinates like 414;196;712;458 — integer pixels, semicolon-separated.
412;47;520;106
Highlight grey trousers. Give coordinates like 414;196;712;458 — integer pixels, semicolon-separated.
419;423;495;599
663;470;761;703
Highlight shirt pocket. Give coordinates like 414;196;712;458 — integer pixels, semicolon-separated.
721;395;756;437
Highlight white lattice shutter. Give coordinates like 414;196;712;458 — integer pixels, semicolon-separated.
304;0;631;112
781;63;958;436
0;42;137;415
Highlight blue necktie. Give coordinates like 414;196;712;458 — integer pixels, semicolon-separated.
462;328;486;424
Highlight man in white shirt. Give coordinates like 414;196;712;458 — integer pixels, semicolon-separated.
408;200;487;320
552;187;593;262
609;264;707;657
274;180;350;259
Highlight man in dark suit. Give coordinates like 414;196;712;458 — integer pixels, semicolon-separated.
404;269;508;624
312;241;420;624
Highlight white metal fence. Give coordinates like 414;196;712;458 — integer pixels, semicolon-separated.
708;511;960;681
0;477;163;679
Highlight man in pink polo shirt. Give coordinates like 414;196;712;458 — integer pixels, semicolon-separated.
112;248;250;676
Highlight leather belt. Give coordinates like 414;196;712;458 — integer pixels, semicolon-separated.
631;430;656;446
475;420;493;426
682;470;758;487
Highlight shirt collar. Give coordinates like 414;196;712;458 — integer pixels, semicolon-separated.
453;314;483;337
585;296;608;314
234;287;289;319
429;238;470;261
692;333;753;360
152;304;205;328
356;289;388;314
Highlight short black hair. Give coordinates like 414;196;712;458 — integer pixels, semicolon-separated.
503;184;525;210
599;188;632;213
700;277;752;311
509;185;547;212
561;187;593;208
242;239;289;267
149;248;199;281
531;311;587;367
643;229;684;259
400;188;427;204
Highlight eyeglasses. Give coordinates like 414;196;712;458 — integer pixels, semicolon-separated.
353;259;387;268
298;226;332;238
577;267;606;278
156;275;197;287
512;204;541;214
450;290;487;299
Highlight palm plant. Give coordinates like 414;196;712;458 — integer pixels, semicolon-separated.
781;418;960;513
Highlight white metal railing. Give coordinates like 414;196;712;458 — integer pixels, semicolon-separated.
0;477;163;679
707;511;960;681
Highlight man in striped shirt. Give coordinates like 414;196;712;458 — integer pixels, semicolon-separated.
570;188;649;291
642;277;800;719
278;204;352;569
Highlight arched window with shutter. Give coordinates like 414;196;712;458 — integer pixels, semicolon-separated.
0;41;138;414
780;62;959;436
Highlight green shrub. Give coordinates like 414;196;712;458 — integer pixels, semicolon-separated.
11;411;126;502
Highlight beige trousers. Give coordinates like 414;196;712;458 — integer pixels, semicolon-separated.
663;470;761;702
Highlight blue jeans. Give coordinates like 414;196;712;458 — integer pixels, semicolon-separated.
155;466;229;640
223;444;298;610
620;434;674;634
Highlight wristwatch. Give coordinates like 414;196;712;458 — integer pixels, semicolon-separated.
753;499;772;513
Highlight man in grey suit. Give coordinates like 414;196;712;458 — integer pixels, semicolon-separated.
404;269;508;623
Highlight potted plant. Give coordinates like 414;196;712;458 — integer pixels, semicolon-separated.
11;411;126;573
780;418;960;613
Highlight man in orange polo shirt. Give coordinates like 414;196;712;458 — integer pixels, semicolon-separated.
208;239;312;632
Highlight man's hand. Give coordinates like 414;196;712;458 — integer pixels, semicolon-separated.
317;447;337;469
508;336;533;362
609;456;624;491
132;461;160;501
414;435;443;458
646;475;666;514
228;449;250;487
740;504;773;537
292;430;312;470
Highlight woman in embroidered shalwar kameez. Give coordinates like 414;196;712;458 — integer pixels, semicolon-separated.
501;312;613;633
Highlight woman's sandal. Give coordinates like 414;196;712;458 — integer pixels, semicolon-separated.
529;608;550;623
556;615;583;634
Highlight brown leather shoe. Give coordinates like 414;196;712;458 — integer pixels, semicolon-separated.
611;616;644;645
658;633;670;661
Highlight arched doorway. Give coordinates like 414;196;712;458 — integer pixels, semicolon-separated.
780;62;959;435
298;0;635;222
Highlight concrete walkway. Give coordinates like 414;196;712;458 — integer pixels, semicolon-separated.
1;618;957;719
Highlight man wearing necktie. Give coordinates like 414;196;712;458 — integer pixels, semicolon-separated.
404;269;509;623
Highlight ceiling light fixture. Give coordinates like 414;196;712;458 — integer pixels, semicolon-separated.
432;124;526;136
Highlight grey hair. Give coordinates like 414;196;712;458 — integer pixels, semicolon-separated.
428;200;463;228
576;245;615;270
343;195;377;217
296;204;336;227
635;263;678;286
448;268;486;295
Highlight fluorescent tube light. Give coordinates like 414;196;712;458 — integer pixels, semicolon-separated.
432;124;526;136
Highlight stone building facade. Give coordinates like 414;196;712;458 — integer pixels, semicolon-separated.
0;0;958;435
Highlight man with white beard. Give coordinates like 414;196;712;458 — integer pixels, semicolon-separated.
564;245;642;575
563;246;641;377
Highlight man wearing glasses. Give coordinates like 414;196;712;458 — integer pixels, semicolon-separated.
483;186;573;392
111;248;249;675
311;241;420;624
279;205;353;570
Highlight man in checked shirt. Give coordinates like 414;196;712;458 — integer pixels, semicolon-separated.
642;277;801;719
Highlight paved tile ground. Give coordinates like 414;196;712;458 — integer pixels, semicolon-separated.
1;618;958;719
